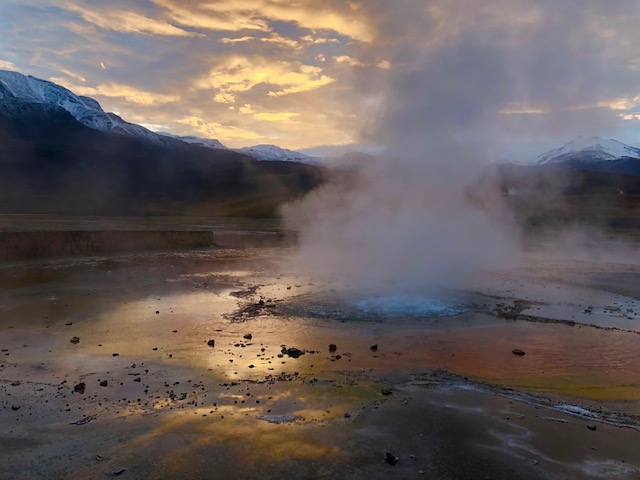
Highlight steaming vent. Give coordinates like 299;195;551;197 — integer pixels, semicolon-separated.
354;294;462;317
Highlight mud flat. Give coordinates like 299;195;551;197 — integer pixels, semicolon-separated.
1;225;640;479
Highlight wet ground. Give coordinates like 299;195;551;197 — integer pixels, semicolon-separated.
2;222;640;479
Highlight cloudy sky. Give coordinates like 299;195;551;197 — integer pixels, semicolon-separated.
1;1;640;160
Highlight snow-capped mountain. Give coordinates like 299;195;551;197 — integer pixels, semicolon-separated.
0;70;322;164
536;136;640;165
0;70;181;148
234;144;318;164
158;132;227;149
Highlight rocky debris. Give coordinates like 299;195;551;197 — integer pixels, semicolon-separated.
70;415;95;425
134;377;141;382
74;382;86;394
112;468;126;476
112;353;119;357
512;349;526;356
207;339;215;347
11;405;20;411
370;344;378;352
65;322;73;326
100;380;108;387
381;389;393;396
282;347;303;358
243;333;253;340
11;381;21;386
344;412;351;418
386;452;399;466
587;424;597;431
329;344;337;352
70;336;80;344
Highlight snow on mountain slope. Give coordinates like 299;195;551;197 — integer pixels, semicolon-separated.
536;136;640;165
158;132;227;149
0;70;178;147
234;144;318;164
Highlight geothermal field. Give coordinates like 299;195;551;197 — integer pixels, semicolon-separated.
1;213;640;479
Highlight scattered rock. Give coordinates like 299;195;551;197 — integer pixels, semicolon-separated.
282;347;303;358
100;380;108;387
386;452;399;466
134;377;141;382
587;425;597;431
65;322;73;326
381;389;393;396
70;415;95;425
244;334;253;340
329;344;337;352
70;336;80;344
74;382;86;394
207;339;215;347
512;349;526;356
11;405;20;411
258;299;265;305
344;412;351;418
370;344;378;352
112;353;119;357
112;468;126;476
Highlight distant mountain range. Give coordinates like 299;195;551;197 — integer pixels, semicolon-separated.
533;136;640;177
0;70;326;216
0;70;320;164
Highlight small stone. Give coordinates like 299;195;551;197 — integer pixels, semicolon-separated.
134;377;141;382
74;382;86;394
70;336;80;344
370;344;378;352
244;334;252;340
207;339;215;347
512;349;526;356
344;412;351;418
100;380;108;387
11;405;20;411
112;353;119;357
587;425;597;431
329;344;337;352
381;389;393;396
386;452;399;466
283;347;303;358
65;322;73;326
113;468;126;476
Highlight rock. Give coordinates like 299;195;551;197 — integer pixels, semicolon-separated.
344;412;351;418
74;382;86;394
386;452;399;466
370;344;378;352
258;299;265;305
207;339;215;347
70;336;80;344
244;333;252;340
283;347;303;358
70;415;95;425
112;353;119;357
113;468;126;476
65;322;73;326
100;380;108;387
134;377;141;382
512;349;526;356
381;389;393;396
11;405;20;411
329;344;337;352
587;424;597;431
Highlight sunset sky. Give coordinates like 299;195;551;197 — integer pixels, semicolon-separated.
1;1;640;159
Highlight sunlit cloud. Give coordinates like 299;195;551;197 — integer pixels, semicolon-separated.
53;79;179;106
0;59;19;71
152;0;269;33
197;57;335;102
252;111;300;121
178;116;262;141
60;2;201;37
219;33;301;49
